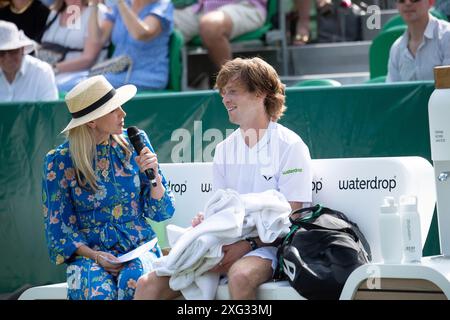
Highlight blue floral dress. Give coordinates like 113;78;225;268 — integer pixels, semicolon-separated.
42;130;175;300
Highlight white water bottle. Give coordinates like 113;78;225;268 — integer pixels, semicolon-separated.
379;196;403;264
399;195;422;263
428;66;450;256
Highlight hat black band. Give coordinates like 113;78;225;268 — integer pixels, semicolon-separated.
71;89;116;119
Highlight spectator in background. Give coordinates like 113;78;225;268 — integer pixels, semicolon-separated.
88;0;173;90
0;0;49;42
289;0;332;45
38;0;108;92
174;0;267;70
387;0;450;82
0;20;58;102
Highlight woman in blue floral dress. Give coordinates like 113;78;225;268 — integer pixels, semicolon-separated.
42;75;175;299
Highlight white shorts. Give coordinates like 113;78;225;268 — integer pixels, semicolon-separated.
174;1;266;42
219;246;279;285
244;246;278;273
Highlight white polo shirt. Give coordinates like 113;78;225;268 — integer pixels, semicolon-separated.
213;121;312;203
0;55;58;102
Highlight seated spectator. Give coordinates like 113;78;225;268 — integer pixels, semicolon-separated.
174;0;267;70
0;20;58;102
387;0;450;82
0;0;50;42
38;0;108;92
88;0;173;90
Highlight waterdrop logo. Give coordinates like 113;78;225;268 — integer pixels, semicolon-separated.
201;183;212;193
312;178;323;194
167;180;187;195
338;176;397;192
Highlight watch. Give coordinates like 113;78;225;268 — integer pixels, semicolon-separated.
245;237;258;251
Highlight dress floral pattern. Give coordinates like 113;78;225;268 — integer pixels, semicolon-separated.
42;130;175;299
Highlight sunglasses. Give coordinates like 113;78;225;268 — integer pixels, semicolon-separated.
396;0;422;3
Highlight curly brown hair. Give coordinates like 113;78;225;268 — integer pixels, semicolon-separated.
215;57;286;121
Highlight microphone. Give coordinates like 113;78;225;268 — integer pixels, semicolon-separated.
127;126;157;187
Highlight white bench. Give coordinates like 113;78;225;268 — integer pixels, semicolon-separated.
19;156;437;300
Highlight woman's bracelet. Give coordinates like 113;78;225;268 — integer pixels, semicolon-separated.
94;252;101;264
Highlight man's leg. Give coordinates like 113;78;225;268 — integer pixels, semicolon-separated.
134;271;181;300
199;2;266;69
199;11;233;69
293;0;312;45
227;256;273;300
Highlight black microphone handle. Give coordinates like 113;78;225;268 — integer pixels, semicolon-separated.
127;126;157;187
130;138;158;187
145;168;158;187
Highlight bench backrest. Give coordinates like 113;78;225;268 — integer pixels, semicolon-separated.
159;157;436;262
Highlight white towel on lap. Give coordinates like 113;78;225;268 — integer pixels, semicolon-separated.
241;190;292;243
153;189;291;300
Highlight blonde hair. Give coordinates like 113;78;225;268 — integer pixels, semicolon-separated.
215;57;286;121
67;125;131;192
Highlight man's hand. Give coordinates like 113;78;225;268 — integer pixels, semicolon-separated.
191;212;204;227
209;240;252;274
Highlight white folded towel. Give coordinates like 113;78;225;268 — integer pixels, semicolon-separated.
153;188;291;299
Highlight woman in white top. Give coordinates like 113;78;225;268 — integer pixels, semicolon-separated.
39;0;108;92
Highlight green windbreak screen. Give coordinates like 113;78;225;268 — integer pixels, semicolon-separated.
0;81;437;293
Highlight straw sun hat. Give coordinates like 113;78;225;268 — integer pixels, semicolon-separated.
0;20;35;54
62;75;137;133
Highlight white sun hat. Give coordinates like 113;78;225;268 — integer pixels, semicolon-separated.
0;20;36;54
61;75;137;133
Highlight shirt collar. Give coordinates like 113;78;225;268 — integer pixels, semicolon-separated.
16;54;28;78
423;15;438;40
400;15;438;52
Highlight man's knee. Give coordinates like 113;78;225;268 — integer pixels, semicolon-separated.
228;257;273;288
134;272;158;299
199;13;232;40
135;273;179;300
228;262;255;289
136;273;151;289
